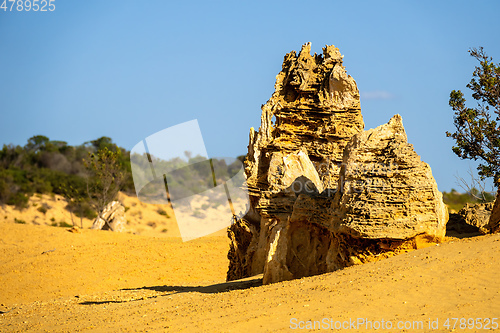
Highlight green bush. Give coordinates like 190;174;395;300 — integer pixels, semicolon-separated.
442;188;495;212
51;221;73;228
68;200;97;220
157;208;169;217
37;206;48;214
14;218;26;224
7;192;29;209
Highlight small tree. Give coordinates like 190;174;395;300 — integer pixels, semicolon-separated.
84;147;125;230
59;183;85;228
446;47;500;188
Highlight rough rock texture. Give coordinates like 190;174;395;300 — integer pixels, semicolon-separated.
332;115;448;241
91;201;126;232
227;44;447;285
447;203;493;234
227;43;364;282
245;42;364;197
486;191;500;233
259;115;448;284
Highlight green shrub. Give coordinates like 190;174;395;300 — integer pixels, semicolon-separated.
72;200;97;220
442;188;495;212
157;208;169;217
14;218;26;224
7;192;29;209
37;206;47;214
51;221;72;228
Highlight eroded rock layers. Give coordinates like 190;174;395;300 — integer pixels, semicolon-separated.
227;43;447;284
332;115;448;241
487;190;500;233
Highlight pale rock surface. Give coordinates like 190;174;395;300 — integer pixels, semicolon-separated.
227;44;447;285
91;201;126;232
448;202;493;234
331;114;448;241
227;43;364;282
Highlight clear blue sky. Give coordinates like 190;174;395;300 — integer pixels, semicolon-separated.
1;0;499;192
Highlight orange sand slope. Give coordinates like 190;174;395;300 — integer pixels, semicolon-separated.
0;221;499;332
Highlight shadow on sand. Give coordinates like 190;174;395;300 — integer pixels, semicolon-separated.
79;275;263;305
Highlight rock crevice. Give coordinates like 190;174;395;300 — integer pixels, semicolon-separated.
227;43;447;284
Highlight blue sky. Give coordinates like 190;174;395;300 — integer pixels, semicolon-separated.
1;0;499;192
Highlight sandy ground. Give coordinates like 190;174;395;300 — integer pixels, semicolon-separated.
0;192;184;238
0;198;500;332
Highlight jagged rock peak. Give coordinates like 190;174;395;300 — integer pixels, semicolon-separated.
227;44;365;283
246;43;364;195
333;114;448;240
227;46;448;286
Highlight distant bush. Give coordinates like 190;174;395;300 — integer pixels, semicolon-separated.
66;200;97;220
7;192;29;209
51;221;73;228
0;135;135;218
0;135;243;220
442;188;495;212
14;218;26;224
157;208;169;217
37;205;48;214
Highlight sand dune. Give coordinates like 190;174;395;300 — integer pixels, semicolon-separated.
0;216;499;332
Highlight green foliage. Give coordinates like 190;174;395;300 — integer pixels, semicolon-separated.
80;202;98;219
37;205;48;214
14;218;26;224
1;134;245;225
7;192;29;209
447;47;500;187
157;208;169;217
84;147;125;225
442;188;495;212
25;135;50;152
88;137;114;151
134;155;243;201
0;135;135;214
51;221;73;228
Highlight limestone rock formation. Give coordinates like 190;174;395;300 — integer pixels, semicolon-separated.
228;43;364;282
245;42;364;196
486;191;500;233
227;43;447;285
447;202;493;234
332;114;448;240
91;201;126;232
259;115;448;284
